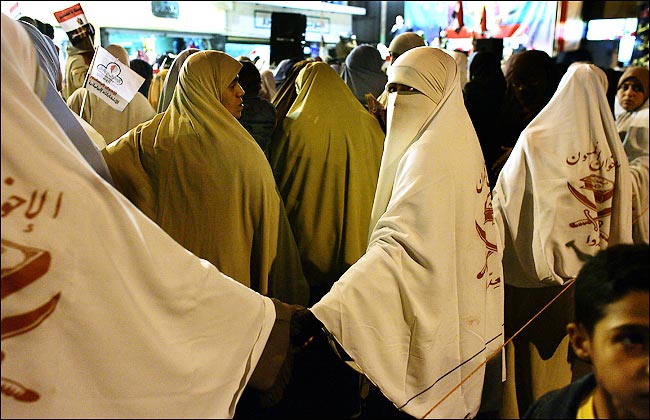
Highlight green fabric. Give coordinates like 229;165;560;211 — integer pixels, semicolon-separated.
271;59;314;130
269;61;385;302
103;50;309;305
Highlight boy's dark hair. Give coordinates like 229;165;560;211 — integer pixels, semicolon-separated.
238;60;261;97
574;244;649;334
130;59;154;97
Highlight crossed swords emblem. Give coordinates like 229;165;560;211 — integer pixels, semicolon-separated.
567;175;614;242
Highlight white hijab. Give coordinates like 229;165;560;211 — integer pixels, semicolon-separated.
493;63;633;287
444;49;469;89
311;47;503;418
622;107;649;244
1;13;274;418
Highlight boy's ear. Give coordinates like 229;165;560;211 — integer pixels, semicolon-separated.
567;322;592;363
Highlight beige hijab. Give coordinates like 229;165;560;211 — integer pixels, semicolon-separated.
259;68;277;101
66;44;155;143
615;66;650;135
147;68;168;110
103;50;309;305
388;32;426;58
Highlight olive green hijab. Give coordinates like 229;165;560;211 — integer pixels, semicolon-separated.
103;50;309;304
269;61;384;303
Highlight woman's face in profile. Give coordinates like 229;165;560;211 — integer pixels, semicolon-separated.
222;76;245;119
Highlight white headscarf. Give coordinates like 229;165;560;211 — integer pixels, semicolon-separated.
622;107;649;244
444;49;469;89
493;63;633;287
1;13;274;418
311;47;503;418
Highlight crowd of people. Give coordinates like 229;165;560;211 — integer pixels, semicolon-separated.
2;12;648;419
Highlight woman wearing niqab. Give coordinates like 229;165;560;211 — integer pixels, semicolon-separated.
102;50;309;306
310;47;504;419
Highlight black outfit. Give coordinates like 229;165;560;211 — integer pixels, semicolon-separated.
234;309;415;419
129;58;153;98
240;95;277;158
234;309;366;419
492;50;561;181
463;51;506;188
522;373;596;419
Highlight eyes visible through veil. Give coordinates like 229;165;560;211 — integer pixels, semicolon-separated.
387;83;421;94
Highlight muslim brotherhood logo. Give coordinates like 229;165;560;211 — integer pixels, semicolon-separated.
97;61;124;85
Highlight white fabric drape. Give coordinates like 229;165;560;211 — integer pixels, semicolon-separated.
623;108;649;244
1;14;274;418
493;63;633;288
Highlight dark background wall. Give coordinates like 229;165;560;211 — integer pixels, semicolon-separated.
350;0;404;45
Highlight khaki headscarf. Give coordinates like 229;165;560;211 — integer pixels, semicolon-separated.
618;65;650;103
66;44;155;144
147;68;168;110
271;58;314;130
105;44;129;66
103;50;309;305
259;68;276;101
388;32;425;57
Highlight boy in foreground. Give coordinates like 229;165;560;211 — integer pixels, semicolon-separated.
524;244;649;419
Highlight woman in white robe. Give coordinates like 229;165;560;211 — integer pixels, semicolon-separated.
615;66;649;245
311;46;504;419
1;13;299;418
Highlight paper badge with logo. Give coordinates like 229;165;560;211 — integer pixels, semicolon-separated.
86;46;145;112
53;3;93;41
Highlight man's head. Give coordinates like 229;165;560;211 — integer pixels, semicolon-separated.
68;23;95;50
568;244;649;419
617;66;649;112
